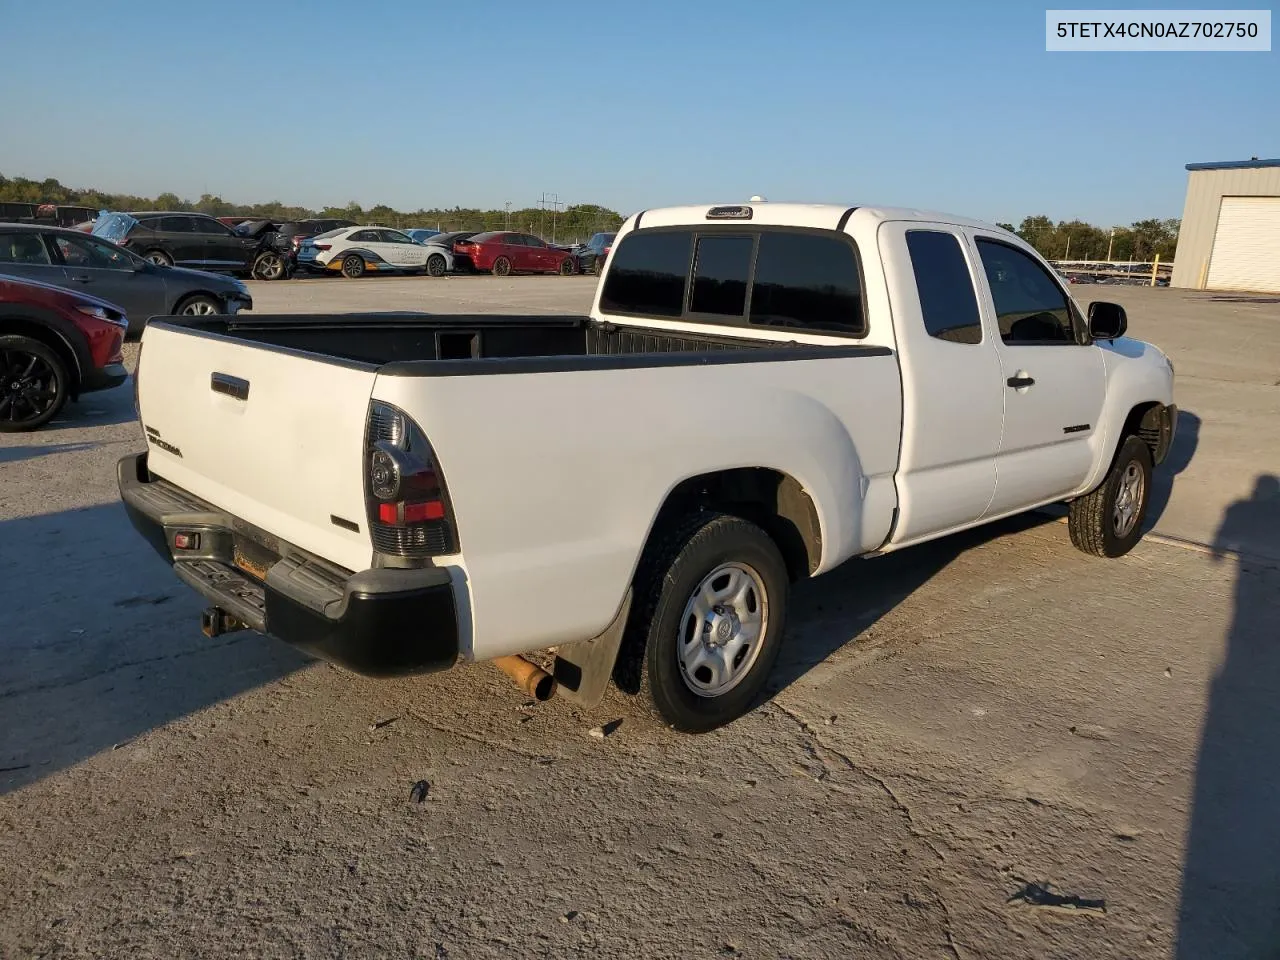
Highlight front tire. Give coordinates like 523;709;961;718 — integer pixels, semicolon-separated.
559;257;577;276
341;254;366;279
619;512;789;733
492;256;512;277
144;249;173;267
253;251;286;280
426;254;447;277
176;294;221;316
1068;435;1153;558
0;335;69;432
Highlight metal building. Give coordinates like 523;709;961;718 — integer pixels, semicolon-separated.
1171;158;1280;293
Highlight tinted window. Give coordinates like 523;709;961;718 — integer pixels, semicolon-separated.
599;230;691;317
380;229;412;244
0;232;51;264
55;234;134;270
906;231;982;344
349;229;379;243
312;228;347;240
523;235;545;248
159;216;194;232
749;232;863;335
193;217;232;235
470;232;501;244
976;239;1075;344
690;235;752;316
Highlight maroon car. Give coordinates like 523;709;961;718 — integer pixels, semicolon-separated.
452;232;577;277
0;274;129;431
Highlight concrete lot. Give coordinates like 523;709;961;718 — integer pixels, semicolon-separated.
1;276;1277;959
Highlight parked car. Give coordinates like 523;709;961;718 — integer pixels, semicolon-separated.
451;231;577;276
119;201;1176;733
405;228;441;243
574;232;615;275
0;224;252;335
0;273;128;431
229;220;302;281
413;230;479;277
296;226;433;278
92;211;268;276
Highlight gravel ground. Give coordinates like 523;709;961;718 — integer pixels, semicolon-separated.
1;277;1277;959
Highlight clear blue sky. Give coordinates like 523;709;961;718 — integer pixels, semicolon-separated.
0;0;1274;226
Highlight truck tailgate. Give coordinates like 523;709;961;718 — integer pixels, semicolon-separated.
135;323;376;572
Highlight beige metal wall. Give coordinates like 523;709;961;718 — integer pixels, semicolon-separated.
1171;166;1280;288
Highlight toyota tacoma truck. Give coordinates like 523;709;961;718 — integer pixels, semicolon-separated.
118;202;1177;732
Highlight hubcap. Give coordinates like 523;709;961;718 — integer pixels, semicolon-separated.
1112;460;1145;538
0;349;58;423
259;254;282;278
182;300;217;315
677;562;768;697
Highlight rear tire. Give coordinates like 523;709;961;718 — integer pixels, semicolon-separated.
426;254;447;277
0;335;69;432
492;256;512;277
341;254;366;279
617;512;789;733
1068;435;1153;558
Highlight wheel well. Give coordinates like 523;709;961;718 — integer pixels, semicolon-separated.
1122;402;1164;460
0;317;82;392
650;468;822;581
173;291;221;313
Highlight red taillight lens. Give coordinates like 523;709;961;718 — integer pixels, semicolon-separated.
314;243;331;252
365;401;457;559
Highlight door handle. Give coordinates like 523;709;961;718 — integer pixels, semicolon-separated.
1007;375;1036;389
70;275;92;283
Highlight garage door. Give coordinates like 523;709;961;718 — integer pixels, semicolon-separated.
1206;196;1280;294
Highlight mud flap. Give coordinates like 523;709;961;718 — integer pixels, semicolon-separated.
552;590;632;708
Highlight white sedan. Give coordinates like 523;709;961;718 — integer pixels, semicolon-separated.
297;226;433;279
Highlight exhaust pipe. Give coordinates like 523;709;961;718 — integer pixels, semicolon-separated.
201;606;248;638
492;655;557;701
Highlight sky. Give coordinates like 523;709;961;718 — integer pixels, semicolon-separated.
0;0;1274;227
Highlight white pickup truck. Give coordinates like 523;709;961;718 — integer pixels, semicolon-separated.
119;201;1177;732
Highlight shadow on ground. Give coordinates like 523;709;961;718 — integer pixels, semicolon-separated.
0;503;308;794
1177;474;1280;958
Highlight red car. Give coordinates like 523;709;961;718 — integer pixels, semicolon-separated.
0;274;129;431
452;231;577;277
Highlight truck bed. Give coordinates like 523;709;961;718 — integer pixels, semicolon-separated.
161;314;887;372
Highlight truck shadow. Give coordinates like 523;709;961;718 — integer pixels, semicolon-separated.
1176;475;1280;958
766;512;1055;698
0;503;308;795
1146;408;1200;530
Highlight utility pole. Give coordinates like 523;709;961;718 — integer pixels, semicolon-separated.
505;201;512;231
538;192;563;241
1106;228;1115;262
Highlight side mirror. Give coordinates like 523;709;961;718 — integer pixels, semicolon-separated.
1088;301;1127;340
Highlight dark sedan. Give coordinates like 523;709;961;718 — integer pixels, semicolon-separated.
0;224;252;336
574;232;615;275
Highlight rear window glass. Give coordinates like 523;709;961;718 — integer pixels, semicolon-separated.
749;232;863;335
906;230;982;344
311;228;346;240
599;230;692;317
0;232;51;264
691;235;752;316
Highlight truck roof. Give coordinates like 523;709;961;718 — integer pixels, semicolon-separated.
631;202;1014;236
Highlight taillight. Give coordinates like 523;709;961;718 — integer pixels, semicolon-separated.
314;243;331;252
365;401;457;559
291;236;303;250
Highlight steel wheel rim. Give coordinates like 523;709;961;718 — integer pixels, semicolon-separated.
677;561;769;698
181;300;218;315
0;349;59;424
1112;460;1144;538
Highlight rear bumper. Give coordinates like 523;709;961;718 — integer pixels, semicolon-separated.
117;452;459;676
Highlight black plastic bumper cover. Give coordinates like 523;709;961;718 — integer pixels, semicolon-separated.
82;361;129;393
117;452;459;677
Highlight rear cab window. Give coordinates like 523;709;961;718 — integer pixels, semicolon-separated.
600;227;865;336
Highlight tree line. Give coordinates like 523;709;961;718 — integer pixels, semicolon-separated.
1;172;1180;259
996;215;1180;263
0;173;624;245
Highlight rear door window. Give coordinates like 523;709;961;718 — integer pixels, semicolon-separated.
905;230;982;344
599;229;692;317
690;235;752;317
749;232;863;335
0;232;52;264
159;216;194;232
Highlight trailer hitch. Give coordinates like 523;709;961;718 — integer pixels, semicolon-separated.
201;606;249;638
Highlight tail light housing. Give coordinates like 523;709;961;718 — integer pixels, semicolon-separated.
365;401;457;559
313;243;331;252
